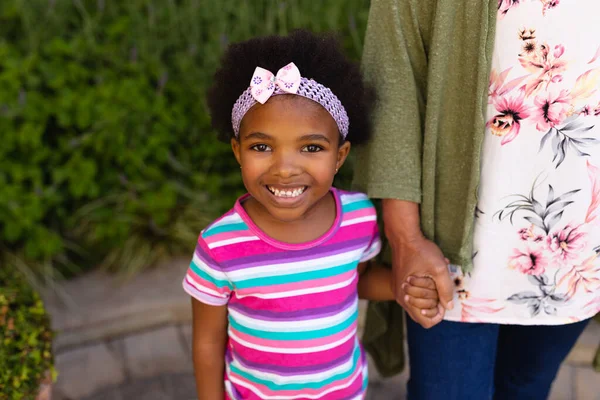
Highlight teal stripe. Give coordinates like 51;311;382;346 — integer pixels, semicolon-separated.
230;345;361;390
342;199;372;213
235;261;357;289
189;261;233;290
229;309;358;340
203;222;248;238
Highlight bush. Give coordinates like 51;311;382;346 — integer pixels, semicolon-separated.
0;268;54;399
0;0;369;278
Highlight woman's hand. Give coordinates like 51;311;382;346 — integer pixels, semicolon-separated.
391;237;454;328
382;199;454;329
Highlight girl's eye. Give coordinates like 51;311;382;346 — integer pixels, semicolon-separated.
302;145;323;153
250;144;271;152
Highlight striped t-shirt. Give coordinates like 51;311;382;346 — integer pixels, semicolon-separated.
182;188;381;399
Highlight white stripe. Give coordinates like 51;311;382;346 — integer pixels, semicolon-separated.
360;240;382;262
230;346;357;384
235;274;356;299
228;298;358;331
340;193;368;204
227;248;363;281
208;235;260;249
228;328;355;354
228;363;363;399
184;276;228;298
192;253;230;280
225;380;238;400
340;215;377;227
204;213;244;231
182;280;228;306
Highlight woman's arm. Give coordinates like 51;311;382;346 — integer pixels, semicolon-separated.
191;298;228;400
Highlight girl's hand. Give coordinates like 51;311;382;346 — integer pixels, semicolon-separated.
401;276;441;319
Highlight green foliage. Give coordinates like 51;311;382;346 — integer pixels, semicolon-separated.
0;0;369;278
0;268;54;399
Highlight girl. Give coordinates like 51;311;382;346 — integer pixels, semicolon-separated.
182;29;439;400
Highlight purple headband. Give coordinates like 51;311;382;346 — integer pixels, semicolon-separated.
231;62;350;138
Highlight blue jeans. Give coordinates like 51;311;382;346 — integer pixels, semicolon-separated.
405;317;590;400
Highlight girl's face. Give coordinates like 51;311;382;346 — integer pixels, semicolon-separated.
232;95;350;223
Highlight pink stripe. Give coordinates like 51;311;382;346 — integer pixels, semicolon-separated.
231;281;356;312
212;223;372;263
343;207;376;221
204;230;257;245
231;340;357;371
230;322;356;351
236;270;356;296
186;270;230;295
212;239;289;262
228;360;363;397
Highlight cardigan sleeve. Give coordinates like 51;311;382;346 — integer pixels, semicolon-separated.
352;0;434;203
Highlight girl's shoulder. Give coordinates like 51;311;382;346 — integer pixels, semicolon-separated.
199;205;246;242
335;188;376;210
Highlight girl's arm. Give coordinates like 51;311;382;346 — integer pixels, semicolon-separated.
357;261;395;301
191;298;228;400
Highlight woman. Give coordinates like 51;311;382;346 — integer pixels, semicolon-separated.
354;0;600;398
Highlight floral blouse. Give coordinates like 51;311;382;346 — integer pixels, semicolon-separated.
444;0;600;325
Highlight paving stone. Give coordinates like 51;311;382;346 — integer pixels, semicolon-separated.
119;377;171;400
575;367;600;400
367;353;408;399
81;386;123;400
549;365;574;400
566;321;600;367
124;325;192;379
180;323;192;354
53;342;126;399
44;258;191;351
165;373;198;399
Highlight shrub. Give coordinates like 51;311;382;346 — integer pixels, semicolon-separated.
0;0;369;278
0;267;54;399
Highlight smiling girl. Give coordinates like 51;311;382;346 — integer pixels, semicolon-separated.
181;30;439;400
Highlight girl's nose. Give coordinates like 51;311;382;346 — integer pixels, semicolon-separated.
271;150;302;178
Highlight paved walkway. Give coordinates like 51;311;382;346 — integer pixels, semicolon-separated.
45;260;600;400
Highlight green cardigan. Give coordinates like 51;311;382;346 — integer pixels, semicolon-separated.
353;0;600;376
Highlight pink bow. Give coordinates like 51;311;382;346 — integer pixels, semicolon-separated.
250;62;302;104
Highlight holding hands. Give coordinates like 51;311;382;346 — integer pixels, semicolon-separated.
382;200;455;329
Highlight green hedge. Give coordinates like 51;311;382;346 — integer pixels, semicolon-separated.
0;268;54;399
0;0;369;278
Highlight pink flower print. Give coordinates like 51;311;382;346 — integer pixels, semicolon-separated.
460;297;505;323
520;42;568;96
508;246;549;276
498;0;522;17
531;89;571;132
554;44;565;59
585;161;600;224
546;225;588;266
488;90;531;145
488;67;529;103
518;225;545;243
541;0;560;15
557;253;600;299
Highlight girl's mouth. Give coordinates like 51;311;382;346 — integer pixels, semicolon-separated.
266;185;307;198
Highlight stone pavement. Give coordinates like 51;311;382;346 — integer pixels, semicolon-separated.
44;260;600;400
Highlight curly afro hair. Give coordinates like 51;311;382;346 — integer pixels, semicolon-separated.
207;29;375;145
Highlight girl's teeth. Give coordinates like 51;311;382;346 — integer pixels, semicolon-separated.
269;186;305;198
